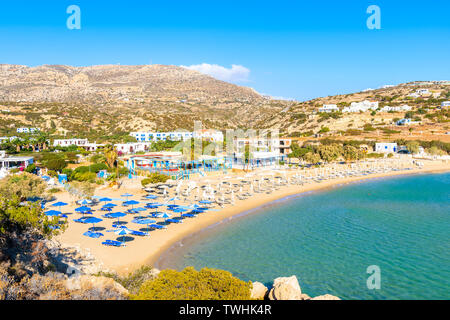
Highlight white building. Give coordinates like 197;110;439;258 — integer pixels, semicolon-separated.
193;129;224;142
342;100;378;113
0;156;34;170
53;138;89;147
441;101;450;108
375;143;398;153
130;131;193;142
318;104;339;113
416;89;430;95
234;137;292;155
17;128;40;134
115;142;153;154
0;136;19;144
380;105;412;112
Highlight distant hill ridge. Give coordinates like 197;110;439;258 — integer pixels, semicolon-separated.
0;64;264;104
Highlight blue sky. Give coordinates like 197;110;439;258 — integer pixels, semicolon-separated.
1;0;449;101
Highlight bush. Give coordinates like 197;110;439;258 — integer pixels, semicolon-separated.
131;267;252;300
25;163;36;173
72;172;97;182
45;158;67;171
97;266;155;295
141;173;170;186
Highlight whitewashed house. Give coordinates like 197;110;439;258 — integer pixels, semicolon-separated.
441;101;450;108
375;143;398;153
115;142;153;154
17;128;39;134
130;131;193;142
318;104;339;113
342;100;378;113
193;129;224;142
53;138;89;147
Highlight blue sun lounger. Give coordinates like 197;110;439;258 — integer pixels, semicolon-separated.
166;218;183;224
102;240;125;247
130;230;148;236
150;224;167;229
73;217;91;223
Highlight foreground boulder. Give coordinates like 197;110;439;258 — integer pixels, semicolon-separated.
250;282;268;299
268;275;302;300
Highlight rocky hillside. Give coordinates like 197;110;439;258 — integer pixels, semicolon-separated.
0;65;448;142
260;81;450;142
0;64;289;138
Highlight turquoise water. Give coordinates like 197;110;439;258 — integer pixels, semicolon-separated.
158;173;450;300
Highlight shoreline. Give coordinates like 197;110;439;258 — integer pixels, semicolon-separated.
55;160;450;275
149;164;450;272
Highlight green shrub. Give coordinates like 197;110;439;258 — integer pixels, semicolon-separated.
45;158;67;171
141;173;170;186
131;267;252;300
72;172;97;182
97;266;155;295
25;163;36;173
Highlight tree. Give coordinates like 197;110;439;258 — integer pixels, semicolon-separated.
0;196;61;238
104;146;118;170
132;267;252;300
303;152;321;164
0;173;47;201
343;145;364;161
11;138;23;153
406;141;420;154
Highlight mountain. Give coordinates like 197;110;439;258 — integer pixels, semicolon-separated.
0;64;290;139
0;64;264;104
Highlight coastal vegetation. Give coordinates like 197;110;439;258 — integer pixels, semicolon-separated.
131;267;252;300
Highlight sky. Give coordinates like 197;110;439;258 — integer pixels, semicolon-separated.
0;0;449;101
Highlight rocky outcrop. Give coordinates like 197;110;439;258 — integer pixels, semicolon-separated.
266;275;339;300
268;276;302;300
65;275;129;299
250;282;268;300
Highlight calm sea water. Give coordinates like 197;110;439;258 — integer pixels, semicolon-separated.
158;173;450;300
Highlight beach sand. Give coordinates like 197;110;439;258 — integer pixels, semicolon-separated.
54;159;450;275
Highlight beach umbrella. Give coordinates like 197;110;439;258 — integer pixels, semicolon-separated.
168;196;180;205
159;213;172;218
83;217;103;230
75;206;92;216
108;212;126;223
113;227;133;244
132;218;156;230
121;193;133;201
99;197;112;203
45;210;61;217
51;201;68;212
144;195;158;200
181;213;195;218
79;199;92;205
103;203;117;208
123;200;139;209
83;230;103;238
199;200;212;204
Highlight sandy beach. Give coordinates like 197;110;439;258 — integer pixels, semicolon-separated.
54;158;450;275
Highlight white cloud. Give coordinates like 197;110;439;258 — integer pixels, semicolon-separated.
180;63;250;83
